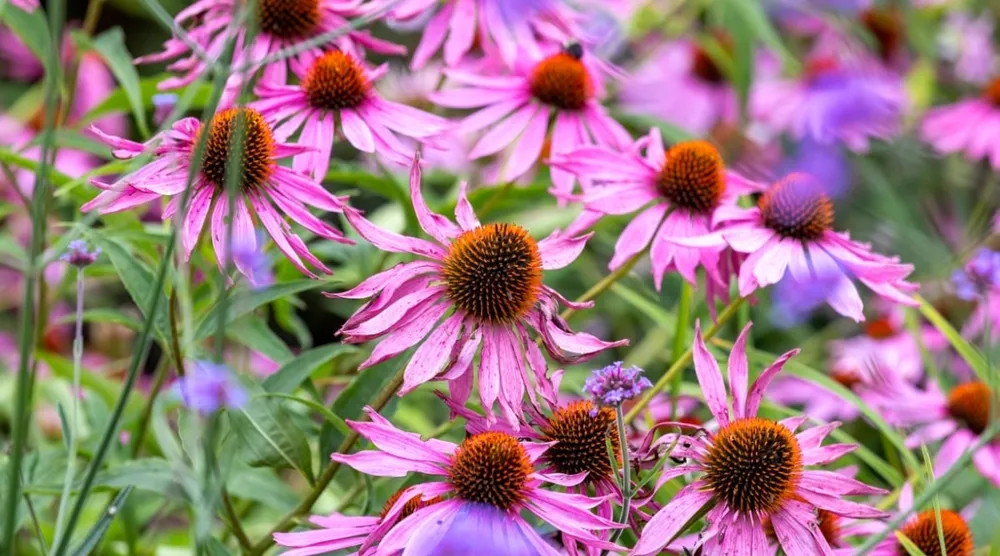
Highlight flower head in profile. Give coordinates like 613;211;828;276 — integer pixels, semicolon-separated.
252;50;448;180
332;406;622;555
334;157;626;426
274;486;442;555
431;43;631;200
618;37;739;136
549;130;754;297
61;239;100;268
136;0;405;92
865;484;977;556
376;0;580;69
633;322;887;555
952;247;1000;301
921;78;1000;170
865;364;1000;487
83;107;352;279
583;361;651;408
176;361;247;415
672;172;917;321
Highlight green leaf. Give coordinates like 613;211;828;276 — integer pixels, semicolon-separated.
320;358;403;468
225;318;294;366
0;147;73;186
193;279;335;342
258;393;351;439
0;4;53;72
89;459;196;497
719;0;795;69
916;294;989;381
71;28;150;137
203;538;234;556
262;344;356;394
59;309;144;333
232;399;315;483
89;235;171;345
81;75;215;127
69;486;134;556
225;467;299;512
895;531;929;556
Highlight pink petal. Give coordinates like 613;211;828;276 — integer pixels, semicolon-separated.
408;155;462;244
344;208;447;259
632;483;714;556
728;322;753;420
744;346;800;417
692;320;731;427
401;312;466;392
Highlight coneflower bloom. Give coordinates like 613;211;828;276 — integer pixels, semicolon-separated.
549;129;751;293
921;78;1000;170
865;365;1000;487
671;172;917;321
633;322;887;556
332;406;622;555
431;44;631;199
83;107;352;278
334;158;627;424
865;485;977;556
252;50;449;180
618;38;739;136
136;0;405;91
939;10;997;86
751;56;904;152
274;487;442;555
379;0;579;69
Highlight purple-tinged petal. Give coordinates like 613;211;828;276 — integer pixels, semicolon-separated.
401;312;465;393
344;208;447;259
744;347;800;417
408;154;462;244
692;320;731;427
632;482;715;556
728;322;753;420
537;231;591;270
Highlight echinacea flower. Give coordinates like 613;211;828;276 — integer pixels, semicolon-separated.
274;487;442;555
549;130;752;295
378;0;579;69
617;38;739;136
672;172;917;321
431;44;631;199
751;56;904;152
865;484;977;556
633;322;887;556
136;0;405;92
175;361;247;414
334;158;627;425
252;50;448;180
83;107;352;279
939;10;997;86
332;406;622;555
865;365;1000;487
921;78;1000;169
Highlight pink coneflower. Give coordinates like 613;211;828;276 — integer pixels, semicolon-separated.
633;322;887;555
136;0;405;92
331;406;622;555
672;172;918;321
378;0;579;69
275;486;443;555
334;158;627;425
865;365;1000;487
431;44;631;199
549;129;751;294
939;10;997;85
618;38;739;136
865;485;977;556
921;78;1000;169
252;50;448;180
83;107;352;278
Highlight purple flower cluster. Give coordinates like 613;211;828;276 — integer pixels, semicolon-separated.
952;247;1000;300
583;361;652;408
60;239;100;268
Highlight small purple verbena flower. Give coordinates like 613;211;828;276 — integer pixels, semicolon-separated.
152;93;178;126
583;362;652;410
175;361;248;415
60;239;100;267
406;503;543;556
231;232;274;290
952;248;1000;301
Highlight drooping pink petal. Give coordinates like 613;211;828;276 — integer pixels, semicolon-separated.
344;208;448;259
728;322;753;420
632;482;714;556
744;346;800;417
401;312;466;393
692;320;731;427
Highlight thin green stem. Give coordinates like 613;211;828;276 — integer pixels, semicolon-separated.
2;0;65;549
222;489;251;552
608;406;632;547
52;268;86;547
669;281;693;420
625;296;746;423
129;357;170;458
561;248;648;322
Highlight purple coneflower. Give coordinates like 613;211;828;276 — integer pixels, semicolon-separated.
83;107;352;279
330;406;622;555
633;322;887;555
334;157;627;425
921;78;1000;170
671;172;917;321
136;0;405;92
864;485;977;556
252;50;448;180
431;43;630;199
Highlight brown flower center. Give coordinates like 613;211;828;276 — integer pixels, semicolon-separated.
983;77;1000;107
691;34;733;85
258;0;321;40
303;51;370;111
656;140;726;214
865;317;897;339
831;369;862;390
897;510;973;556
449;432;532;511
861;8;902;63
529;51;593;111
758;173;834;241
200;108;276;192
703;418;802;514
540;401;620;480
947;382;993;435
442;223;543;323
379;489;442;522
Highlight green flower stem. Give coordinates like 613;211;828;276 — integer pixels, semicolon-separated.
561;247;648;322
1;0;65;549
669;281;694;420
247;367;407;555
625;296;746;424
608;405;632;547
